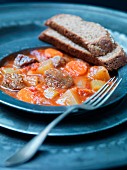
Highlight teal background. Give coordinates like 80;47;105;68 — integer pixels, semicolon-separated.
0;0;127;12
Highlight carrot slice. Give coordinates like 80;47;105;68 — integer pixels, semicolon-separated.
65;60;88;76
17;88;35;104
44;48;63;58
17;87;52;105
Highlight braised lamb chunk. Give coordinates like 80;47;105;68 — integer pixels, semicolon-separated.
44;68;74;88
14;54;38;68
1;73;25;90
51;56;66;67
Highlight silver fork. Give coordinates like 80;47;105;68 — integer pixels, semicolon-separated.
5;77;122;167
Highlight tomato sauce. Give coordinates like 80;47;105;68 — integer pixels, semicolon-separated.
0;48;110;106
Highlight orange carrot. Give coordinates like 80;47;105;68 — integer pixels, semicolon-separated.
44;48;63;58
17;87;51;105
65;60;88;76
17;88;35;104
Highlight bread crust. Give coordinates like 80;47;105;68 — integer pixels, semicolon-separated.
45;14;116;56
39;29;127;71
98;47;127;70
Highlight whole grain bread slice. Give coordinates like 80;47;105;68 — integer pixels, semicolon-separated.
45;14;116;56
39;28;127;71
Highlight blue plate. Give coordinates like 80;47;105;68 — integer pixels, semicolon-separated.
0;95;126;136
1;4;127;170
0;3;127;115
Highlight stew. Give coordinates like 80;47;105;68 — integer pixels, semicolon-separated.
0;48;110;106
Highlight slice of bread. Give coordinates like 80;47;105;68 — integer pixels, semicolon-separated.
45;14;116;56
39;28;127;71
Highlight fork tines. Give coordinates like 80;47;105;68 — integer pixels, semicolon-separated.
84;77;122;107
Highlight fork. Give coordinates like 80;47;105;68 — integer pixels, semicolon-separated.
5;77;122;167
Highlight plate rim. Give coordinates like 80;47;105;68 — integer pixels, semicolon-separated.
0;2;127;19
0;3;127;114
0;95;126;137
0;38;127;114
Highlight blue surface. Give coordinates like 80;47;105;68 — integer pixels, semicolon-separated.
0;4;127;115
0;3;127;170
0;0;127;12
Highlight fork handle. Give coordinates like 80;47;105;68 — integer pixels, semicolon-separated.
36;106;77;143
6;106;78;166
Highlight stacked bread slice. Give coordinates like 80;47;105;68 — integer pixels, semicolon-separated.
39;14;127;71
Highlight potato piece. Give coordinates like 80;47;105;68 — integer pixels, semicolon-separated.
91;80;106;91
56;88;81;105
1;67;19;74
43;87;59;99
74;77;90;88
88;66;110;81
23;75;39;86
35;59;54;74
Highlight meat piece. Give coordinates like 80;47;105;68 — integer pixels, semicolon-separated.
44;68;74;88
51;56;66;67
1;73;25;90
14;54;38;68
